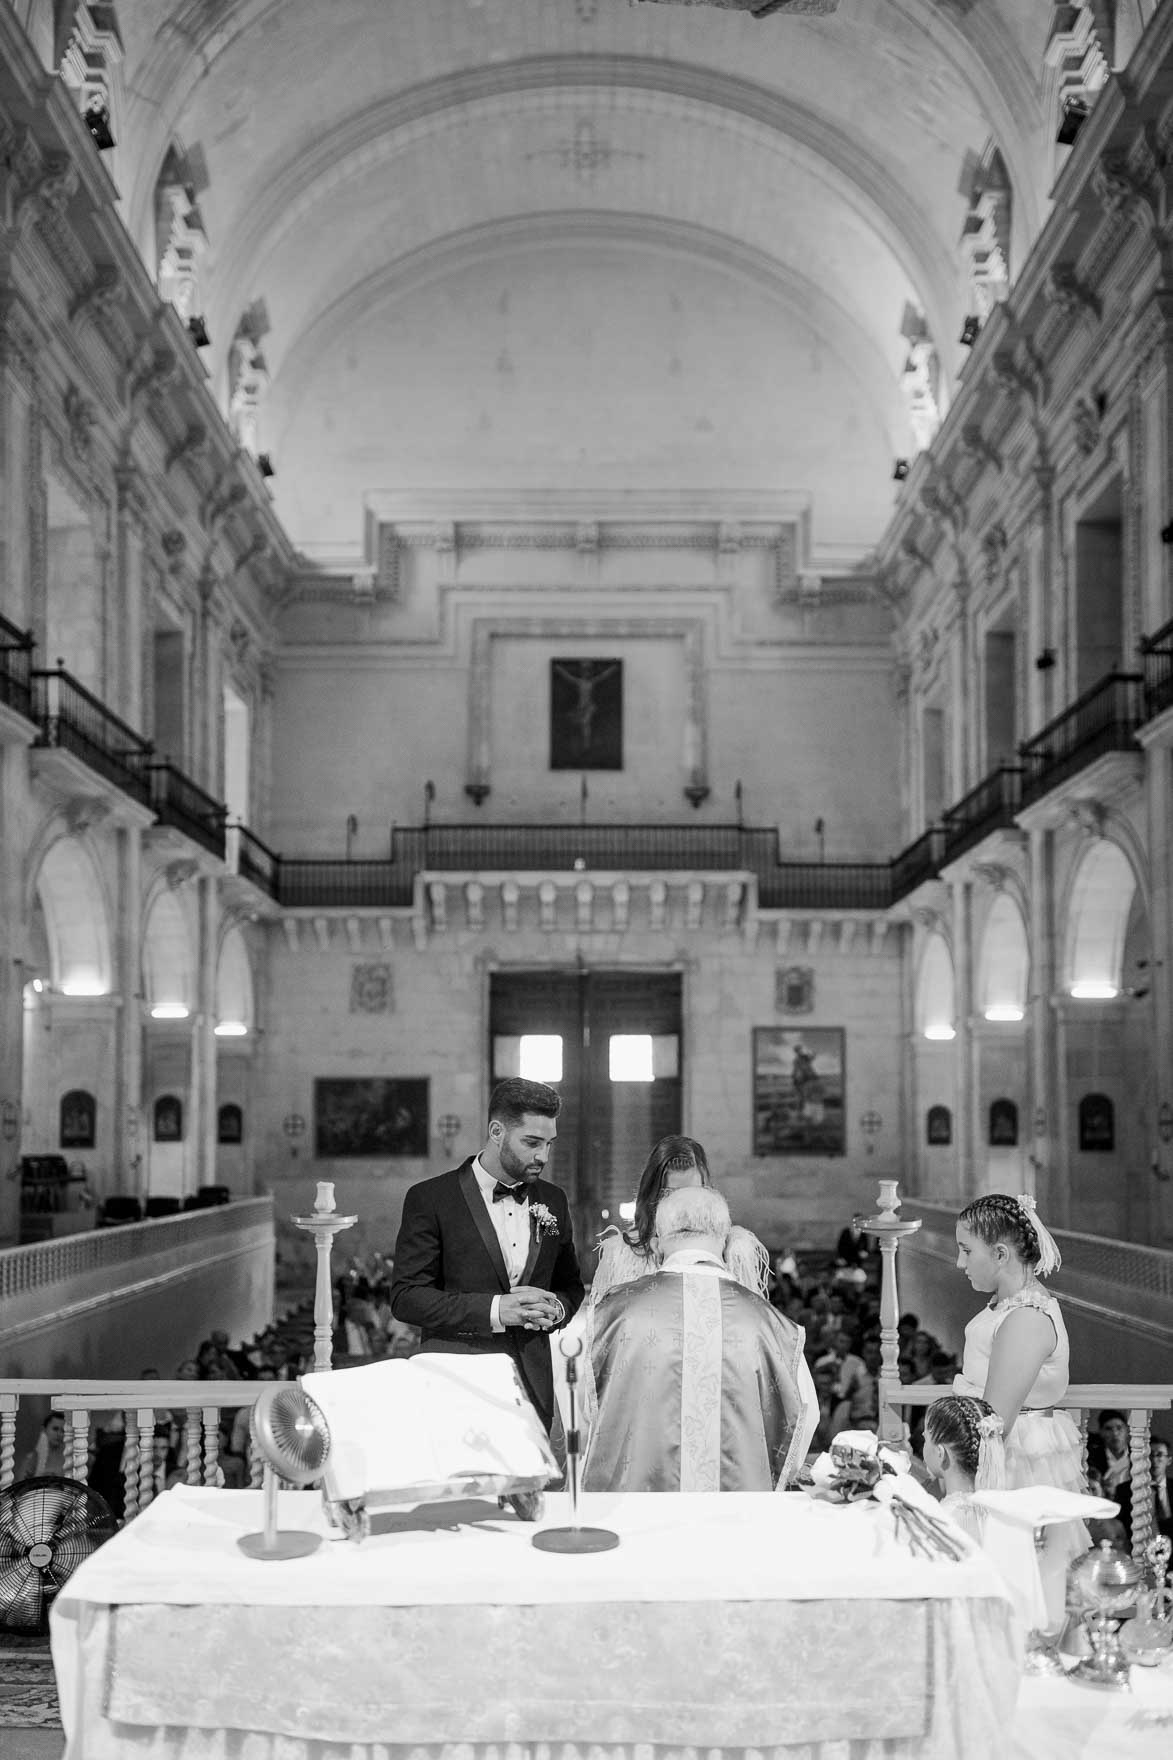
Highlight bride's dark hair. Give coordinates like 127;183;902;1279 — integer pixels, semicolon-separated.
627;1135;711;1252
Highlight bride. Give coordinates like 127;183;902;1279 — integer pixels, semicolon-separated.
589;1134;771;1303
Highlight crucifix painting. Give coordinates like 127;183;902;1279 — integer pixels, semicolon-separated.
550;657;623;770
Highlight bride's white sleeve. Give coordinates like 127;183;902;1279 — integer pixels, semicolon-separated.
724;1226;771;1299
589;1229;649;1304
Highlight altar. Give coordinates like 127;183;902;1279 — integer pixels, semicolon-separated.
50;1483;1024;1760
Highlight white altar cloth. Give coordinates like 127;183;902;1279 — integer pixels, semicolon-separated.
51;1485;1022;1760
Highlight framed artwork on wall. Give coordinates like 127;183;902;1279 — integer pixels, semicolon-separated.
1078;1092;1115;1152
153;1094;183;1141
550;658;623;770
926;1104;952;1146
217;1103;244;1145
753;1027;845;1156
314;1077;430;1158
59;1089;96;1149
988;1098;1019;1147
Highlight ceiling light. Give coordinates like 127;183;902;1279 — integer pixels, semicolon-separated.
923;1024;956;1041
214;1020;248;1037
984;1004;1024;1022
893;459;910;482
187;315;211;348
959;316;981;347
151;1002;190;1020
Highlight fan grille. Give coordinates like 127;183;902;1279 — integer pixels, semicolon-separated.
0;1476;117;1635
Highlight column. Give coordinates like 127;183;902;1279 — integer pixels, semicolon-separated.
113;824;144;1202
114;465;149;727
1145;744;1173;1241
192;873;219;1189
951;876;976;1199
1027;826;1062;1222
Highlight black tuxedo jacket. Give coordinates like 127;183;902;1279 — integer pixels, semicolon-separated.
389;1160;584;1431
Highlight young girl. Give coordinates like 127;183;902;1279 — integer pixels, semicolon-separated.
922;1394;1006;1543
953;1191;1088;1565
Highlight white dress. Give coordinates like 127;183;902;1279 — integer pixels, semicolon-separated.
954;1287;1088;1566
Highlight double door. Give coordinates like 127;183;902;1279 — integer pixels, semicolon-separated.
489;969;682;1260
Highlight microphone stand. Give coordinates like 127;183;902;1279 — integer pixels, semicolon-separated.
532;1332;618;1553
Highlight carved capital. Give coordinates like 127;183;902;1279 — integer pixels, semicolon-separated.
165;422;209;475
1045;262;1101;324
961;422;1001;473
63;383;95;462
68;264;124;328
128;343;178;416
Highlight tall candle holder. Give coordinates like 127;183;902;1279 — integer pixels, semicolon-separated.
857;1180;921;1445
532;1333;618;1554
291;1181;357;1373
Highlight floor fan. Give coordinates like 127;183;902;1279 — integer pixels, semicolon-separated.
0;1476;117;1635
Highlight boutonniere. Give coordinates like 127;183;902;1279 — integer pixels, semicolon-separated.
529;1202;559;1240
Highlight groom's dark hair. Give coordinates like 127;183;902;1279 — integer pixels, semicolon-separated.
488;1078;561;1127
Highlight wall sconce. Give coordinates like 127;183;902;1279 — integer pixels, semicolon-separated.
1;1099;18;1142
1035;648;1056;672
959;315;981;348
1056;99;1088;147
84;97;115;151
437;1113;462;1157
187;314;211;349
257;454;275;479
283;1113;307;1159
892;459;910;482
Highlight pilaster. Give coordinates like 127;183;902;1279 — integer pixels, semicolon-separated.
951;876;976;1198
113;823;143;1202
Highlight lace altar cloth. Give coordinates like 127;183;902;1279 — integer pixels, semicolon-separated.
51;1488;1021;1760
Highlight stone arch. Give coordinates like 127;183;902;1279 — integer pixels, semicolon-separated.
32;834;112;995
142;888;196;1016
215;922;254;1035
978;893;1029;1020
916;931;955;1039
1064;839;1139;998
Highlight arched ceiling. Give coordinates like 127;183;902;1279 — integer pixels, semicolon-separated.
93;0;1058;566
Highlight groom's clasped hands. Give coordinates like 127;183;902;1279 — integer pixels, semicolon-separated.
499;1286;562;1331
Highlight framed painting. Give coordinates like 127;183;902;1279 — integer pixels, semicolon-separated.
1078;1092;1115;1152
988;1098;1019;1147
753;1027;846;1156
926;1104;952;1146
60;1089;96;1149
550;658;623;770
217;1103;244;1145
153;1094;183;1142
314;1078;430;1158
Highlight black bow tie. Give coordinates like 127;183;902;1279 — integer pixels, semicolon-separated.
492;1181;527;1204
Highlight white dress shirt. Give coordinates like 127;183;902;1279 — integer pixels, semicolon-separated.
472;1155;529;1333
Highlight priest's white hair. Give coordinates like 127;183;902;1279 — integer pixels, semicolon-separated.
654;1184;731;1246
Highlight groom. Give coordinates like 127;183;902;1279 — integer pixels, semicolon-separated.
389;1077;584;1432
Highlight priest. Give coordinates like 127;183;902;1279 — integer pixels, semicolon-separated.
582;1185;816;1491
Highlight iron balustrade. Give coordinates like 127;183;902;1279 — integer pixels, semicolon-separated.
1019;671;1144;807
0;611;34;722
274;825;902;912
889;826;945;900
231;822;280;897
31;666;153;804
145;762;228;860
941;764;1024;865
1140;614;1173;720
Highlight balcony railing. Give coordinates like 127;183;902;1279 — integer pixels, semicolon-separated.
30;666;153;804
229;822;280;898
889;827;945;900
274;825;902;912
145;761;228;860
1019;671;1144;808
0;611;35;722
1140;614;1173;721
941;764;1023;865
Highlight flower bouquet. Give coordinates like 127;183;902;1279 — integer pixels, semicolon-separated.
805;1430;911;1502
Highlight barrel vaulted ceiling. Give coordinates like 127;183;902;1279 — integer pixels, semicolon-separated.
57;1;1113;568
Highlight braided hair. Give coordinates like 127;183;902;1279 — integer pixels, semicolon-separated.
926;1394;1006;1490
957;1192;1043;1269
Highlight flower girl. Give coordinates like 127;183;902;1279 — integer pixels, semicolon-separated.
922;1394;1005;1543
952;1191;1088;1566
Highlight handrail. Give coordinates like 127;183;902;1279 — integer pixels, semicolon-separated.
145;760;228;859
0;1198;274;1304
0;610;34;648
231;821;280;897
0;614;35;720
1020;668;1144;753
30;664;153;803
941;764;1023;863
1139;615;1173;654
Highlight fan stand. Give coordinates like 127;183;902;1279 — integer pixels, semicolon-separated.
237;1466;322;1561
532;1335;618;1554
